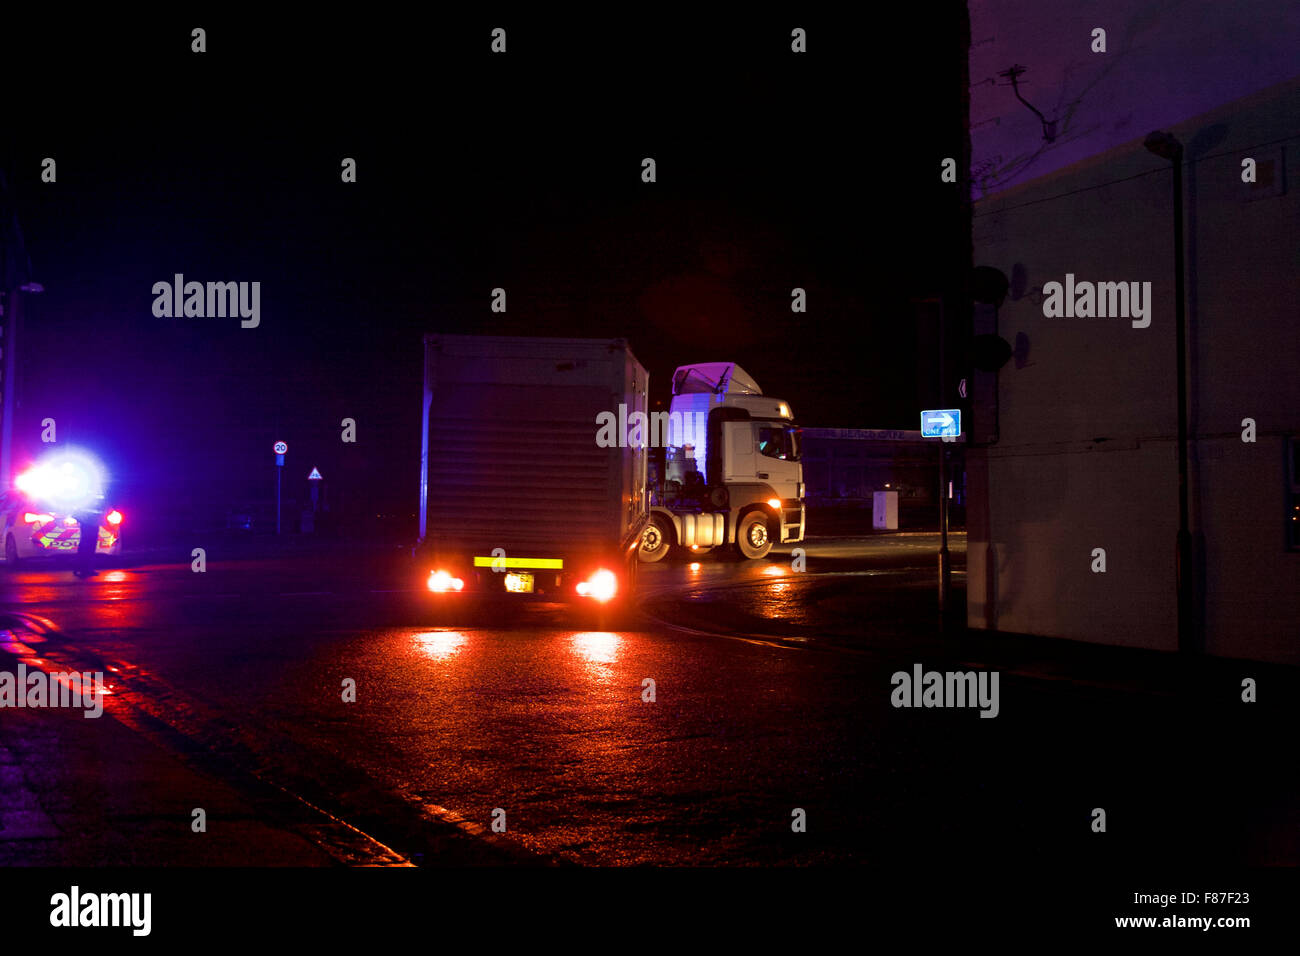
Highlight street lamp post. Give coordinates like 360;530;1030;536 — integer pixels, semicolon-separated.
1;167;42;492
1;286;19;490
0;282;39;490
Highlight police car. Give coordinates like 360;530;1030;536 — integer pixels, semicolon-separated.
0;449;123;566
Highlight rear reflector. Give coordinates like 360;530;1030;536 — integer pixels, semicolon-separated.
473;556;563;569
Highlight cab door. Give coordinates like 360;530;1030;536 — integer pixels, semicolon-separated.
754;423;801;502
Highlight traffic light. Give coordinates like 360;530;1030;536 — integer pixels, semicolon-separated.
965;266;1012;444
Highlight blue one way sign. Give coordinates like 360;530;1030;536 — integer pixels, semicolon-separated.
921;409;961;438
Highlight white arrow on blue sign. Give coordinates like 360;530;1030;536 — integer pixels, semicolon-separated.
921;409;961;438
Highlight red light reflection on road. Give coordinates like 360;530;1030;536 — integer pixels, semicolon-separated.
414;631;467;660
571;631;620;665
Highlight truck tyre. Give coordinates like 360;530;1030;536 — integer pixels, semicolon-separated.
736;511;772;560
638;516;672;563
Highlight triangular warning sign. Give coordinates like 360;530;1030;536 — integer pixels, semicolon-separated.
308;467;323;480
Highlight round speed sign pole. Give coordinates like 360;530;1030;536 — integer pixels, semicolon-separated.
273;441;288;534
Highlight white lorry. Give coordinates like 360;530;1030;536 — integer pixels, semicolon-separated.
638;362;805;562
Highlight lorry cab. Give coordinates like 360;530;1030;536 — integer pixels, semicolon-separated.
640;362;806;562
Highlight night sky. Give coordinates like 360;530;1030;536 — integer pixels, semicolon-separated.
5;12;967;536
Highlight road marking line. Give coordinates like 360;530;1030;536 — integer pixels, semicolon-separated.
257;781;413;867
634;605;807;652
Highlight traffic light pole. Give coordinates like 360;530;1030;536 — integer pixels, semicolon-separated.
939;441;950;610
913;294;954;616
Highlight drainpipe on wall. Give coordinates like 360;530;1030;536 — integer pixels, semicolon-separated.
1144;130;1198;655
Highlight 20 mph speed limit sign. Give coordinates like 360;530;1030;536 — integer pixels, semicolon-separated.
273;441;288;455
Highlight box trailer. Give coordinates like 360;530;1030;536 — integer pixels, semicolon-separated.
417;334;648;604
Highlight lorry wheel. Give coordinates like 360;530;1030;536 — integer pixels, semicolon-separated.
736;511;772;559
638;517;672;563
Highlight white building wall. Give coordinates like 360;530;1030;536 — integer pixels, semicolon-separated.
968;76;1300;664
969;0;1300;196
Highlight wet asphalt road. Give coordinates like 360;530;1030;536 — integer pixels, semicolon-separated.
1;533;1292;868
0;535;962;865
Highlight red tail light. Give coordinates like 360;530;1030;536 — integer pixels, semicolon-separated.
427;570;464;593
575;569;618;602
